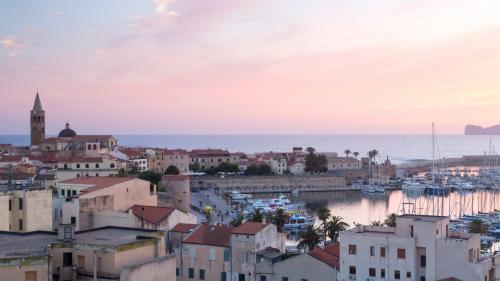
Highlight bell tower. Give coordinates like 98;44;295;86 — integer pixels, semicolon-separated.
30;91;45;146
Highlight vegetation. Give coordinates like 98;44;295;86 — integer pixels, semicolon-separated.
164;165;180;175
316;207;331;241
305;147;328;173
353;152;359;159
245;163;273;176
344;149;351;157
249;209;264;223
296;225;323;252
189;162;201;172
468;219;490;235
205;162;240;175
384;213;397;227
117;168;126;177
202;206;213;224
267;208;289;232
137;170;162;185
370;220;382;226
128;165;139;174
326;215;350;242
229;214;245;227
368;149;379;164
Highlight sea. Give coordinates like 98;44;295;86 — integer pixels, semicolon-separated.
1;134;500;164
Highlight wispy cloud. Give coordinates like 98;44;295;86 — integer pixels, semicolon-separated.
154;0;177;16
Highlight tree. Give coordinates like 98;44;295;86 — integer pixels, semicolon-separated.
164;165;180;175
216;162;240;173
326;216;350;242
230;214;245;227
297;225;322;252
305;147;328;173
249;209;264;223
344;149;351;157
353;152;359;159
117;168;126;177
246;163;273;176
128;165;139;174
137;170;162;185
384;213;397;227
468;219;489;235
370;150;379;164
258;164;272;175
202;206;213;224
316;207;331;241
245;164;260;175
189;162;201;172
268;208;289;233
371;220;382;226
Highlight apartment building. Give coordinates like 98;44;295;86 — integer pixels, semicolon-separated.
189;149;240;171
0;225;175;281
146;148;190;174
339;214;500;281
327;157;362;171
0;188;52;232
56;156;123;182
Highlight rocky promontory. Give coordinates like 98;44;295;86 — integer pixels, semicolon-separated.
465;124;500;135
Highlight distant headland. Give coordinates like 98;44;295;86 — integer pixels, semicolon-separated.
464;124;500;135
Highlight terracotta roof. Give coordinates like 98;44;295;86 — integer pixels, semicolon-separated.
0;155;23;162
130;205;175;225
190;149;230;157
0;172;33;181
58;157;103;163
42;137;71;143
308;243;340;269
171;223;199;233
183;224;233;247
231;221;269;235
118;149;144;158
73;135;114;142
61;176;135;194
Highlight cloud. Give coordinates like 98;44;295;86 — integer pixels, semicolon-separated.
154;0;177;16
1;38;19;49
49;11;65;16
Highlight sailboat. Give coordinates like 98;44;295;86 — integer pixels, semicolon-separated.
425;123;450;196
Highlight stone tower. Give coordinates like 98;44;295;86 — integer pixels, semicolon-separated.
30;92;45;146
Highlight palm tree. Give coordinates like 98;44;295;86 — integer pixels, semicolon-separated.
371;220;382;226
371;149;379;164
384;213;397;227
316;207;331;241
229;213;244;227
202;206;212;224
326;216;350;243
468;219;490;235
353;152;359;159
344;149;351;157
270;208;289;233
306;147;316;155
250;209;264;222
296;225;322;252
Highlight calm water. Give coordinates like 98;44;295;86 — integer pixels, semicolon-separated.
2;134;500;164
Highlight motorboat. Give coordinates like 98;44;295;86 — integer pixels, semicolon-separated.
361;184;385;194
284;214;315;230
229;191;252;200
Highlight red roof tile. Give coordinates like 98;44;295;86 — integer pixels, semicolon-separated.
171;223;199;233
183;224;233;247
73;135;114;142
231;221;269;235
61;176;135;194
130;205;175;225
308;243;340;269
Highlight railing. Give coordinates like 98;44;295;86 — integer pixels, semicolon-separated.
77;268;120;279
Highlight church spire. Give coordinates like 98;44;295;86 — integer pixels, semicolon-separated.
33;90;43;112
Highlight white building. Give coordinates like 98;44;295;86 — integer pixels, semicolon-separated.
339;214;500;281
327;157;362;171
270;158;288;175
288;161;305;175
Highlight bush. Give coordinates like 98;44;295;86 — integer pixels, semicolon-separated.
164;165;180;175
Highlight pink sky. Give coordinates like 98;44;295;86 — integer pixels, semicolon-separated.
1;0;500;134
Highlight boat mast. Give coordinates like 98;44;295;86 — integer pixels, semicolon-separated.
432;122;435;185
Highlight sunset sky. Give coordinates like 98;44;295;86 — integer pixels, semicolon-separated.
1;0;500;135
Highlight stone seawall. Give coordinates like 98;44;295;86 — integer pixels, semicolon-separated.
190;175;348;193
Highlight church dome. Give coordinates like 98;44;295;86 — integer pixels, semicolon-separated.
58;123;77;138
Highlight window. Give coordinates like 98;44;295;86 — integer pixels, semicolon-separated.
369;268;376;277
420;255;426;267
188;268;194;279
85;164;89;168
93;144;97;150
63;252;73;266
71;217;76;224
349;266;356;275
380;246;386;257
110;163;115;168
221;272;227;281
25;271;37;281
78;255;85;269
394;270;401;280
176;268;179;276
76;164;80;168
18;198;23;210
72;190;76;196
88;144;92;150
95;164;99;168
199;269;205;280
19;219;23;231
381;269;385;278
260;276;267;281
410;225;414;237
407;271;412;278
239;274;245;281
300;279;307;281
209;248;216;261
8;199;11;211
397;248;406;259
370;246;375;256
420;277;426;281
348;244;357;255
281;278;288;281
95;173;99;177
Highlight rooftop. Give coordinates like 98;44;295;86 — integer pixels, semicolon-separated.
75;226;162;247
232;221;269;235
60;176;136;194
0;231;56;258
183;224;232;247
308;243;340;269
171;223;199;233
129;205;176;225
398;214;448;222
